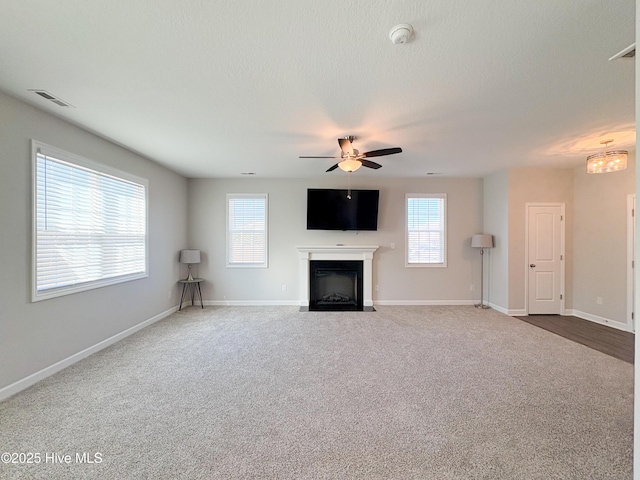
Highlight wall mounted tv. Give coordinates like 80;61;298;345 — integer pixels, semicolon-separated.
307;189;380;231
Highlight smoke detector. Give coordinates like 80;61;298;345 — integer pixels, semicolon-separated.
389;24;413;44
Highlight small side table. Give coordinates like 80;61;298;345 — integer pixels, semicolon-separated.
178;278;205;311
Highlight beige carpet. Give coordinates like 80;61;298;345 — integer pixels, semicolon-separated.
0;306;633;479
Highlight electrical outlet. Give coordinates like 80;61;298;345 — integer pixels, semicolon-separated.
390;243;396;250
597;296;603;305
470;284;475;292
282;284;287;291
167;290;172;299
375;284;379;291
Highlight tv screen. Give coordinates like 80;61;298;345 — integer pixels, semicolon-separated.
307;189;379;231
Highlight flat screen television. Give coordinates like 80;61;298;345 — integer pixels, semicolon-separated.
307;188;379;231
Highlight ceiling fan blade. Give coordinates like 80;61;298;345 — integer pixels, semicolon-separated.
360;159;382;169
362;147;402;158
299;155;341;158
326;163;340;172
338;138;355;156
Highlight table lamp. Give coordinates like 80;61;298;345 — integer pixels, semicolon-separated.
180;249;201;281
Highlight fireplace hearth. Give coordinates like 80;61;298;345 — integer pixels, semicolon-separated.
310;260;363;311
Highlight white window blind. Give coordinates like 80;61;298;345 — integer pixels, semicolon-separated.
406;194;447;266
227;194;268;267
33;141;148;300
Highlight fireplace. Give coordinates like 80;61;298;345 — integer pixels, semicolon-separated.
296;245;378;312
310;261;363;311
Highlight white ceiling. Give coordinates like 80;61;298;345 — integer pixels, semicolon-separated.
0;1;635;178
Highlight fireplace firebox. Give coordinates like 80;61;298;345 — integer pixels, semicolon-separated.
309;260;363;311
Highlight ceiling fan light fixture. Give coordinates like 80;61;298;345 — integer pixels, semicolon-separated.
300;136;402;173
586;139;628;174
338;158;362;172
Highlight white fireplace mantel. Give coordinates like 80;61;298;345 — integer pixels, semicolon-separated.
296;245;379;311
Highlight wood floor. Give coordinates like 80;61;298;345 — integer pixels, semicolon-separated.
516;315;635;364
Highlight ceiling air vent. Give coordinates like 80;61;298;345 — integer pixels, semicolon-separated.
609;43;635;61
28;89;74;107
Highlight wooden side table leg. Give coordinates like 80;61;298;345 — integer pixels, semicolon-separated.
179;283;188;311
196;282;204;308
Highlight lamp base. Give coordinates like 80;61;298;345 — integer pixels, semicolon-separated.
184;264;194;282
474;303;491;309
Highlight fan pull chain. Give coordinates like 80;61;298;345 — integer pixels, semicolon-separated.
347;171;352;199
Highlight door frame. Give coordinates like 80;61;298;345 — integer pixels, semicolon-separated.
626;194;635;332
524;202;566;316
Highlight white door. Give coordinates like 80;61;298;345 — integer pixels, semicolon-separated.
527;205;563;314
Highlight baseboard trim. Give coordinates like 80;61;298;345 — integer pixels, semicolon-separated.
566;309;630;332
374;300;476;306
204;300;300;306
487;303;508;314
0;305;178;402
206;300;479;307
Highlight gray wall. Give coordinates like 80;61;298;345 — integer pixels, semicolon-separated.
0;91;188;391
634;2;639;471
483;163;634;324
507;168;574;313
572;154;635;326
483;170;509;310
188;176;484;304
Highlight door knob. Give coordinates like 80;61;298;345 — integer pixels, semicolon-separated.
530;264;536;268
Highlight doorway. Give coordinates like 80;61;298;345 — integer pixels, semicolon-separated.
526;203;565;315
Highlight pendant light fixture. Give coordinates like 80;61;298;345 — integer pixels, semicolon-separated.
586;139;628;174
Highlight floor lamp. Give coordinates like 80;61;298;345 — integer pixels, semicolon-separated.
471;234;494;309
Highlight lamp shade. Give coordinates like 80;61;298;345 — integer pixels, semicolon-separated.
471;234;494;248
180;249;201;264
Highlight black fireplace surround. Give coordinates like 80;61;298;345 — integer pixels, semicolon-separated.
309;260;363;311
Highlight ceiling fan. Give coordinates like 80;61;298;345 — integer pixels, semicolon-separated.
299;136;402;172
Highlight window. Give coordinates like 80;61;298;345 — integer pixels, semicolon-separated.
32;141;148;301
227;194;268;267
406;194;447;267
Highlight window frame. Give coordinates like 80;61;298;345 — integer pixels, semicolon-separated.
405;193;447;268
226;193;269;268
31;140;149;302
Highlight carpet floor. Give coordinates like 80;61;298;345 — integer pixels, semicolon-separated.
0;306;633;479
